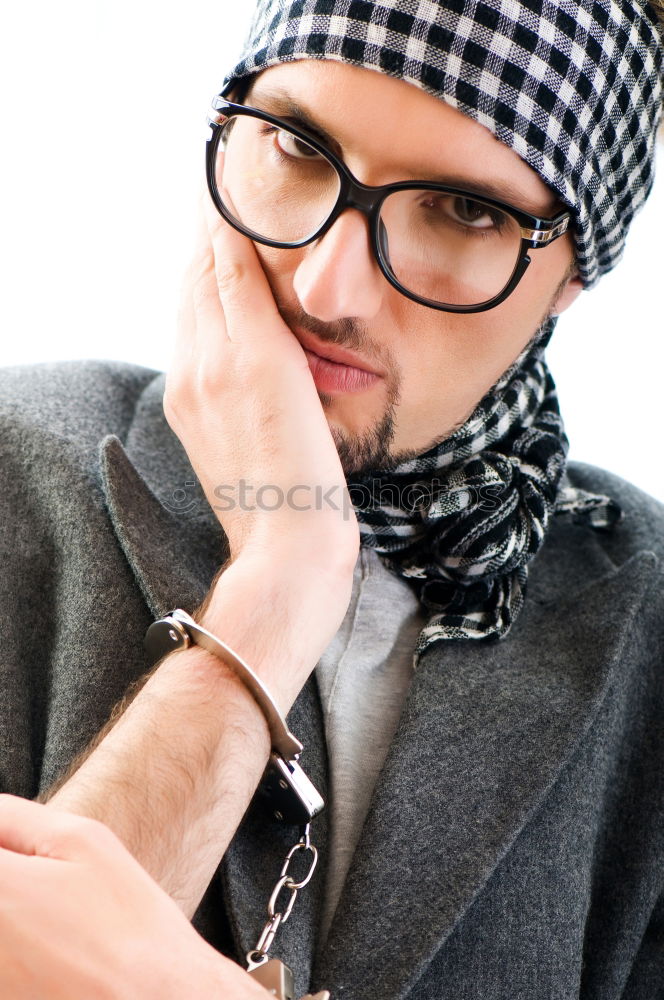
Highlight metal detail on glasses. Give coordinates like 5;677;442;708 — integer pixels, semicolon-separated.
206;99;573;314
519;217;570;244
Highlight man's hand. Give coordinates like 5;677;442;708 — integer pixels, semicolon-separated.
164;188;360;576
163;187;361;706
0;795;273;1000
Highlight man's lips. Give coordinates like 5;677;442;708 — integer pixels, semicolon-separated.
293;328;384;376
292;328;384;395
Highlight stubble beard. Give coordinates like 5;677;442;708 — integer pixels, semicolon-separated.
320;304;564;478
319;371;439;477
279;271;573;478
319;383;400;476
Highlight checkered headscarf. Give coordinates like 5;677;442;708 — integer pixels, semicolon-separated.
221;0;663;286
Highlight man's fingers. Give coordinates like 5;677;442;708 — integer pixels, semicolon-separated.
0;794;66;856
184;190;229;342
0;794;115;862
202;186;285;341
0;845;64;881
167;191;230;424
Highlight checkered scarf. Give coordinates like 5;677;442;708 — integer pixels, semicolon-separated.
221;0;663;287
347;319;621;658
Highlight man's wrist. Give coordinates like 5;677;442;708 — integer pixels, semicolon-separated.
197;550;355;714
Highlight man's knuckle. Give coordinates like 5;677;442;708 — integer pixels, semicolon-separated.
215;258;249;296
32;813;92;857
61;814;117;852
192;364;226;401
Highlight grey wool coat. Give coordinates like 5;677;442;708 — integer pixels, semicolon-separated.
0;359;663;1000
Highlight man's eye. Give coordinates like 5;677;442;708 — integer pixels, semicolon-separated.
274;129;322;160
417;193;506;231
450;197;498;229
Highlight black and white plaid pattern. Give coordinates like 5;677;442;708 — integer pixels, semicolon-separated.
345;319;621;659
222;0;664;287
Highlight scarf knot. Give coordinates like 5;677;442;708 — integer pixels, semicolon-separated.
348;322;622;661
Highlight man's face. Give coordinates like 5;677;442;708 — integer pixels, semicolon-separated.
234;61;580;474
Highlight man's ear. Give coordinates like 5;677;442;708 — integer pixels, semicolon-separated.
550;273;584;317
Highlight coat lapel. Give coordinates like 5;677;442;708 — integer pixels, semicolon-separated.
96;371;330;991
312;546;659;998
97;372;228;619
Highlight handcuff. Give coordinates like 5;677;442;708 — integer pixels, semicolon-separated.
145;609;330;1000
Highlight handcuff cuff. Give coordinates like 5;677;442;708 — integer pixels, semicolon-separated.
145;609;330;1000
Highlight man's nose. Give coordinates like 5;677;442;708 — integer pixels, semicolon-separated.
292;209;386;321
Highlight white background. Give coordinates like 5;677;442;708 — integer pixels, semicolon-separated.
2;2;662;501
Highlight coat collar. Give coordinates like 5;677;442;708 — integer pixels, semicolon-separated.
98;371;660;998
97;372;228;619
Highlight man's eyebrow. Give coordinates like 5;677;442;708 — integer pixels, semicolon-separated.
244;87;340;146
245;87;559;218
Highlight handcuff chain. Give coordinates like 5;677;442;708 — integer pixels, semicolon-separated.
246;824;318;970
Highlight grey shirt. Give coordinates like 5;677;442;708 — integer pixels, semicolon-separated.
315;548;427;946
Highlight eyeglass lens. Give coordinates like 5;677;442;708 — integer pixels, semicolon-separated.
213;113;523;308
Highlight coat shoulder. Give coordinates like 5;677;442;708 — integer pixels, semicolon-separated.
565;460;664;567
522;461;663;609
0;358;161;454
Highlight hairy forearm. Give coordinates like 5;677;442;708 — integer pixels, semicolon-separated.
46;643;271;917
44;555;351;919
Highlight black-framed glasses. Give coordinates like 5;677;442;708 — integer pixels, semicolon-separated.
205;98;572;314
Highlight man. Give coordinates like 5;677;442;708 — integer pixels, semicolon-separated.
0;0;663;997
